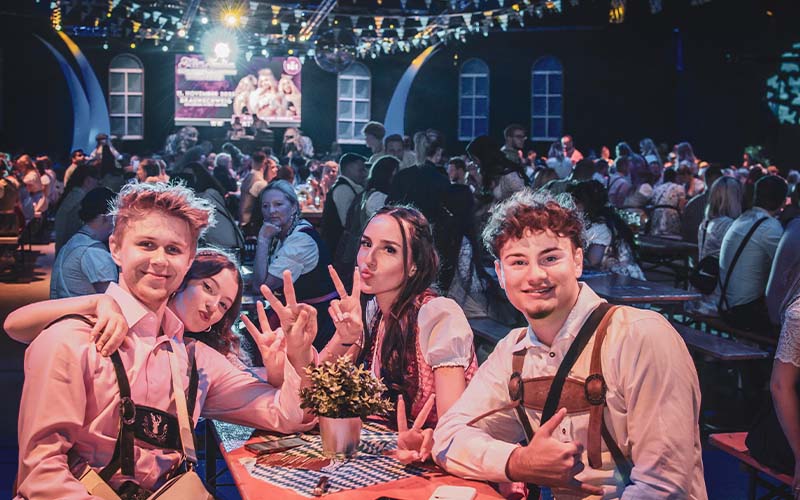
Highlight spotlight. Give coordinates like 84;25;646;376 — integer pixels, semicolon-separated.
214;42;231;59
162;45;169;52
200;16;209;24
202;28;238;61
221;8;243;28
261;48;269;56
130;42;136;49
188;44;195;51
177;28;186;37
103;41;109;50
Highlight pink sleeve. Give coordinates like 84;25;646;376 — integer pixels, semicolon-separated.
15;323;99;500
196;342;310;433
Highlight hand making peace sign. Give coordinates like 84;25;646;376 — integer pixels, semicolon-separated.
240;300;287;387
392;394;436;464
327;265;363;345
259;270;317;359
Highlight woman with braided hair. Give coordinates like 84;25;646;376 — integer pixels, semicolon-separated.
253;180;337;349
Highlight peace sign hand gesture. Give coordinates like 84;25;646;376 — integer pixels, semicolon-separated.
327;265;363;345
240;301;286;387
260;270;317;366
392;394;436;464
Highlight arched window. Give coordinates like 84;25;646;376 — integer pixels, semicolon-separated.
458;59;489;141
531;56;563;142
337;63;371;144
109;54;144;140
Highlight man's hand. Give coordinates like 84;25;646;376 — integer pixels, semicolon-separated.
505;408;603;496
240;301;286;387
327;265;363;344
91;295;129;356
393;394;435;464
260;271;316;367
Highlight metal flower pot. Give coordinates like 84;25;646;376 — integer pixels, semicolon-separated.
319;416;362;458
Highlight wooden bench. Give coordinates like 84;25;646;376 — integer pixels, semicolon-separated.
709;432;793;499
689;314;778;348
671;323;770;362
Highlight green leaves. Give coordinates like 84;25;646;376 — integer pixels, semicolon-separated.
299;355;394;419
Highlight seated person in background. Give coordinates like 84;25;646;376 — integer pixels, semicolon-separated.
681;165;723;243
607;156;633;208
13;183;315;499
679;162;705;199
363;121;386;164
254;180;337;349
766;215;800;326
543;158;595;195
569;180;645;279
183;162;244;253
718;175;787;332
686;177;742;317
50;187;118;299
136;158;161;183
239;151;271;228
545;140;573;179
385;133;417;170
433;189;706;498
227;116;246;140
54;164;100;254
649;167;686;237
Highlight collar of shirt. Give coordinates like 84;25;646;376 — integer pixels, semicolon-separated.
512;283;605;353
105;282;185;341
748;206;772;219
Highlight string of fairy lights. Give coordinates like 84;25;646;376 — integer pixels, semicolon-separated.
48;0;712;59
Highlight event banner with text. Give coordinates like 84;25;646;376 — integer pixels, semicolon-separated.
174;54;302;127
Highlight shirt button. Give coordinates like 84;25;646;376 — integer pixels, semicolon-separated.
549;352;556;358
562;428;567;435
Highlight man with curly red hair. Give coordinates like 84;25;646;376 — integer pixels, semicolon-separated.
434;190;706;499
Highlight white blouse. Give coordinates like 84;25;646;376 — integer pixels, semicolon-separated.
776;299;800;368
365;296;474;373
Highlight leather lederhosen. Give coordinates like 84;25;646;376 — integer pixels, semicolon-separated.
467;303;633;499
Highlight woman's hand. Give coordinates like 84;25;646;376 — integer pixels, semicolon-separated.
393;394;435;464
259;222;281;240
240;301;286;387
260;271;316;366
327;266;363;345
90;296;129;356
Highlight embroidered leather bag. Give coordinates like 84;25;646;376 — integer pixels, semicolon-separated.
76;343;213;500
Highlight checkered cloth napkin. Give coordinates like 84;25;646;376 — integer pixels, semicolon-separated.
239;421;430;497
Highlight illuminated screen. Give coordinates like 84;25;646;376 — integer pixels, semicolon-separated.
766;42;800;125
174;54;302;127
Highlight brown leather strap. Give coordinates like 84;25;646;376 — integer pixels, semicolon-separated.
511;330;534;443
586;306;617;468
585;305;633;485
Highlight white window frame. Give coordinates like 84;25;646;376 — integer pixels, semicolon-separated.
531;56;563;142
109;54;144;140
336;63;371;145
458;59;490;141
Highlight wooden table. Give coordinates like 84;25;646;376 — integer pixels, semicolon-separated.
582;273;702;305
206;420;503;500
635;235;698;288
302;208;323;228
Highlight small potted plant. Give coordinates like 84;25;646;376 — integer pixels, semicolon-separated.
300;355;393;458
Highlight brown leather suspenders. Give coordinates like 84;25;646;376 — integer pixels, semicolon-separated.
474;303;634;498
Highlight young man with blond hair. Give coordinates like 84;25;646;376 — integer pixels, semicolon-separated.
15;183;315;499
433;190;706;498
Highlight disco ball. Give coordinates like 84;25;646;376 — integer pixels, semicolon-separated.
314;29;357;73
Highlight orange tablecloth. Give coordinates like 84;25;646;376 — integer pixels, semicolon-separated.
210;420;503;500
